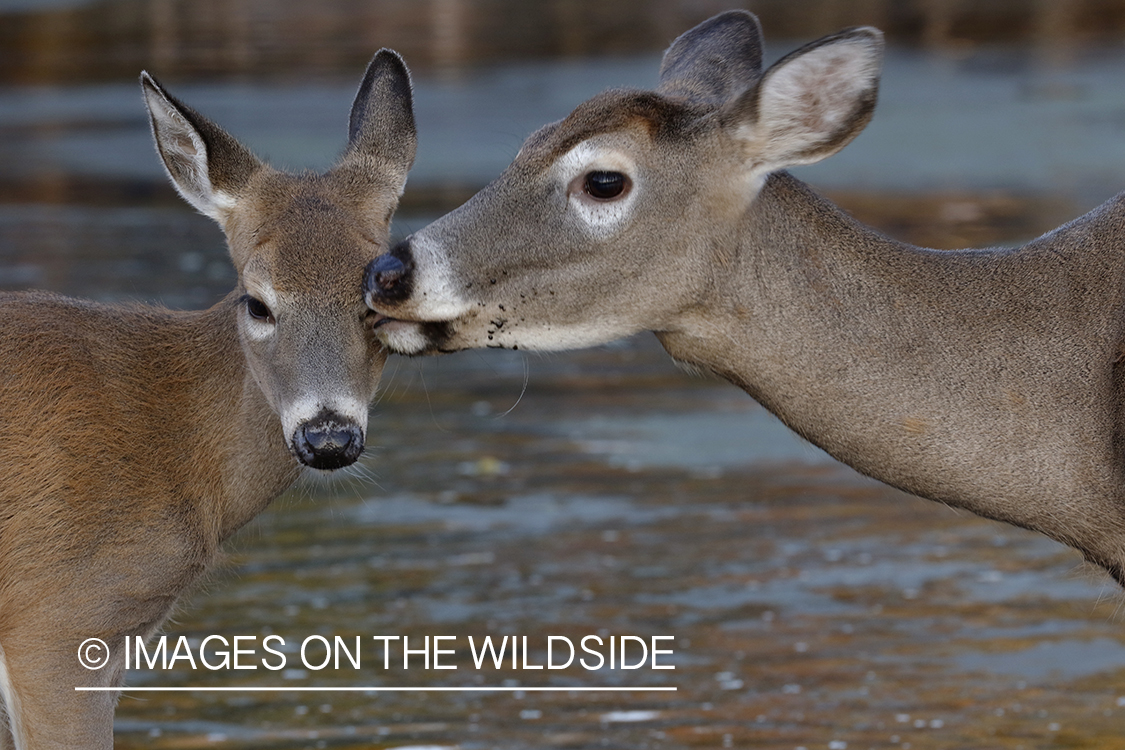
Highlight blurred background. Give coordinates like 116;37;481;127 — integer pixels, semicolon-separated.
3;1;1125;748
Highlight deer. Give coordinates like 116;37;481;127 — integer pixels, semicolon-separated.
363;10;1125;589
0;49;416;749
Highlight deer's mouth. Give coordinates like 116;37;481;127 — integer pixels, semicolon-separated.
370;314;460;355
368;311;395;329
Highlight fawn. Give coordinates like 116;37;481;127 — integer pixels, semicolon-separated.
0;50;415;748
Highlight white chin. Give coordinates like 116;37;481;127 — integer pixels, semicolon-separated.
376;320;432;354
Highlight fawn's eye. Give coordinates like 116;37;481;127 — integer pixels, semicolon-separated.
245;296;275;324
583;171;630;200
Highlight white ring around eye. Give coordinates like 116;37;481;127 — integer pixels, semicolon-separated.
557;141;639;239
240;279;281;341
242;314;276;342
570;189;636;236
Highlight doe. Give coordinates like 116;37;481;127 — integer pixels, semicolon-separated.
365;12;1125;587
0;51;415;748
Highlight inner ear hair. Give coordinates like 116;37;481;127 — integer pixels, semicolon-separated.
141;72;261;221
726;27;883;171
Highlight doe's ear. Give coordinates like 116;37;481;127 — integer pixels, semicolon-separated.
337;48;417;196
140;72;261;223
658;10;764;106
722;27;883;176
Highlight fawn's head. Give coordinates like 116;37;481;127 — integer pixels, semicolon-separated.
364;11;881;354
142;51;415;470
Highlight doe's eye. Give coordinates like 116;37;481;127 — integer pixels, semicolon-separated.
583;171;630;201
245;296;274;324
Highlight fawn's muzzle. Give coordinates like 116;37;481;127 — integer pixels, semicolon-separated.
293;412;364;470
364;241;414;307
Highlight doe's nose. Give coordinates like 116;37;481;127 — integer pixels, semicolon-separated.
364;241;413;305
293;412;364;470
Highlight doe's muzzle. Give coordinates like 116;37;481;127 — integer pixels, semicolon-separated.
364;240;414;307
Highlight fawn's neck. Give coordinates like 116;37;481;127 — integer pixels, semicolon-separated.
169;293;301;541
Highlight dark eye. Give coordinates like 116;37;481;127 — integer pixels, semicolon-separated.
245;296;274;323
583;171;629;200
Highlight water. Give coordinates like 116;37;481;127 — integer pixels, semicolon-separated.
3;3;1125;748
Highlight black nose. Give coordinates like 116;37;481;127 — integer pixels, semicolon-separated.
293;413;364;470
364;241;413;305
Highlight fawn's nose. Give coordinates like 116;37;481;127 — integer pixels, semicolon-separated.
293;412;364;470
364;241;414;306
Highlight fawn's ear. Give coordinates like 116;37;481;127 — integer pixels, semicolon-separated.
141;72;262;223
658;10;764;107
336;48;417;197
721;27;883;176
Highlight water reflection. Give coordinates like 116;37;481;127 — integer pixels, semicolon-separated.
2;3;1125;749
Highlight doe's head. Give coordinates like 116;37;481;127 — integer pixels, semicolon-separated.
364;11;882;355
142;50;416;470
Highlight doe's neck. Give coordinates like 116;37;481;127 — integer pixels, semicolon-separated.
655;172;1010;505
659;171;909;387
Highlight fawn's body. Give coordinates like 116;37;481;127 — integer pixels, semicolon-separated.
0;294;298;746
365;12;1125;585
0;50;416;748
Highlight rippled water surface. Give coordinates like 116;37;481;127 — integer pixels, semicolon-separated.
108;346;1125;749
3;2;1125;748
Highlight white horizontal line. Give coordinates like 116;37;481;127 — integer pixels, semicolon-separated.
76;686;676;692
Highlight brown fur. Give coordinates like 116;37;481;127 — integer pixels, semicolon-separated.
525;90;705;170
0;50;415;749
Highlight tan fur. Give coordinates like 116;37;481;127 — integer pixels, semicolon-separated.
0;50;416;749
